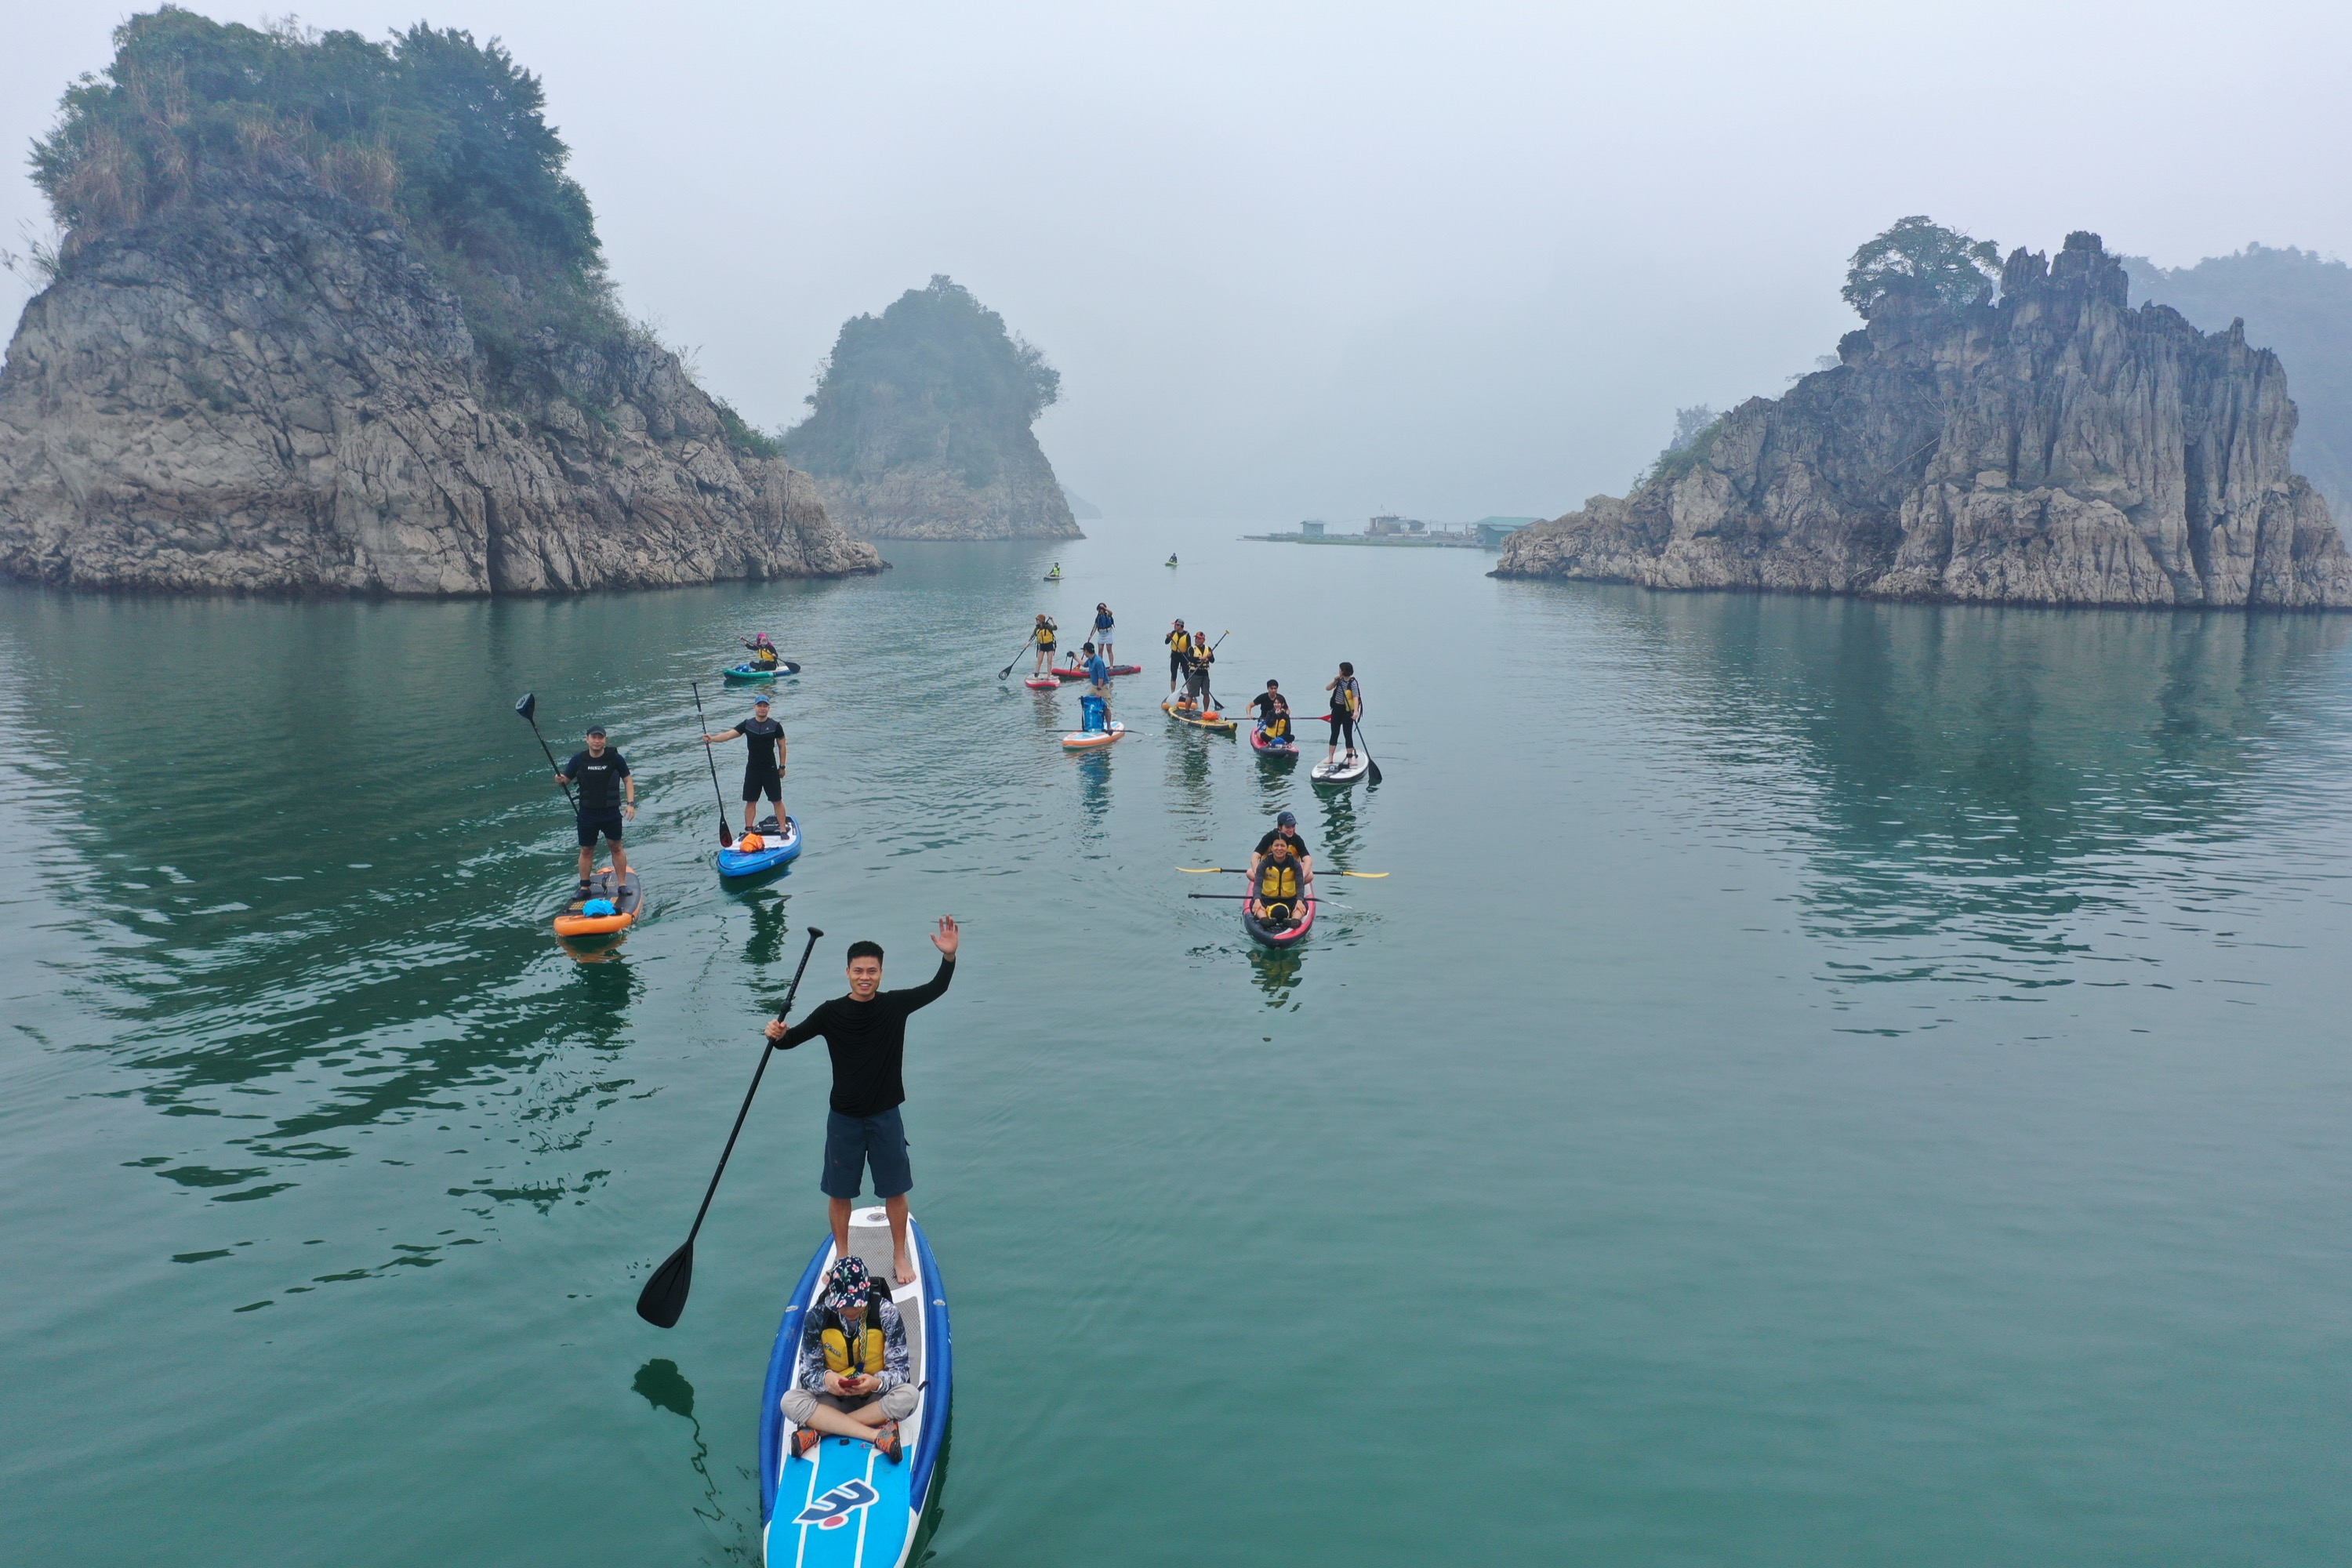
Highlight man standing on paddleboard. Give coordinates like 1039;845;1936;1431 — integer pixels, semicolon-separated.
766;919;960;1287
701;694;787;833
558;726;635;895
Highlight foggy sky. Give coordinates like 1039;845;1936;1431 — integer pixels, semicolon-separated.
6;1;2351;523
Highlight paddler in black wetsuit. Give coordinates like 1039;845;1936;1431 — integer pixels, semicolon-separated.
557;726;635;896
702;693;788;833
765;919;962;1287
1165;620;1192;695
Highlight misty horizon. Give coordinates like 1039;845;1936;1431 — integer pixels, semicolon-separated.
7;1;2349;524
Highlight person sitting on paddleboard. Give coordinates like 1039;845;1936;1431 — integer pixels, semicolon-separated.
1166;553;1178;566
1032;613;1059;676
1165;620;1192;694
1183;637;1217;712
701;694;787;833
559;726;635;897
765;919;960;1287
1093;602;1116;662
743;633;779;670
1249;679;1290;742
1250;835;1307;930
783;1255;918;1463
1324;661;1363;766
1249;809;1313;893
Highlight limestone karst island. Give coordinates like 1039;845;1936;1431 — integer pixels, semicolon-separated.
8;9;2352;1568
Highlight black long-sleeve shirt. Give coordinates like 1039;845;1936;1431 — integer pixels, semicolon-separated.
775;956;956;1116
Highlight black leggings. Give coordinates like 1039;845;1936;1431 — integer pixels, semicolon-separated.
1328;713;1356;748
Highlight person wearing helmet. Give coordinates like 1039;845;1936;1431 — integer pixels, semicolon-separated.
781;1255;919;1462
702;695;787;832
557;726;634;895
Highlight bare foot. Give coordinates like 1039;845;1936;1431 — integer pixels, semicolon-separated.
893;1250;916;1287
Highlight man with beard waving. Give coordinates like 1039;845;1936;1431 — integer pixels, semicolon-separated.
766;918;960;1287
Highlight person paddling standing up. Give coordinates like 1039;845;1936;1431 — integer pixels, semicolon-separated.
766;920;961;1287
1184;633;1217;712
1032;613;1059;676
1093;602;1116;663
1324;661;1363;767
702;694;786;833
559;726;635;895
1165;620;1192;695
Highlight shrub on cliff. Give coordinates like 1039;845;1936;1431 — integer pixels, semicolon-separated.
785;276;1061;488
1843;216;2001;315
28;9;619;397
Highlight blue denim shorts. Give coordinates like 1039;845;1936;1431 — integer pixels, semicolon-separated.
822;1107;912;1199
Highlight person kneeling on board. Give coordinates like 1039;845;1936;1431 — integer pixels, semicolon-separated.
702;694;786;833
1249;680;1291;741
766;920;961;1286
1250;836;1308;930
784;1256;917;1463
558;725;635;896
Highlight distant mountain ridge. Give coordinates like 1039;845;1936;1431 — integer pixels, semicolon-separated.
1496;232;2352;608
2125;245;2352;520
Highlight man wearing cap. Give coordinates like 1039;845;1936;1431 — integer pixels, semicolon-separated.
1249;811;1312;892
702;695;787;833
557;726;634;895
1165;619;1192;694
766;917;961;1287
782;1255;918;1462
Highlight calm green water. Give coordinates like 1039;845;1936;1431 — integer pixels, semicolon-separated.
3;525;2350;1565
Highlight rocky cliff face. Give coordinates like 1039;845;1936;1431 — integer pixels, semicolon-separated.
0;170;881;593
1497;232;2352;608
808;448;1080;542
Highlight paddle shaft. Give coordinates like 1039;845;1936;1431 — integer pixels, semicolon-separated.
523;714;578;812
688;682;735;848
677;927;825;1249
997;630;1040;681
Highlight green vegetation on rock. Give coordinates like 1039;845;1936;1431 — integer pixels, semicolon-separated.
1843;215;2001;315
785;275;1061;488
28;9;626;399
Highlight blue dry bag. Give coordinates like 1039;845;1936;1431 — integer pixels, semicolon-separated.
582;898;617;917
1079;694;1107;732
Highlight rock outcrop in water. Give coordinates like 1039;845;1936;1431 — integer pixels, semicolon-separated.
785;276;1081;541
1497;232;2352;608
0;11;879;594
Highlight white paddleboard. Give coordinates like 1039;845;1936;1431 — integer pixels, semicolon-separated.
1311;752;1369;783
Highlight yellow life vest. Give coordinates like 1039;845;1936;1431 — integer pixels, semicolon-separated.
1171;631;1191;655
1256;859;1301;902
821;1311;887;1377
1265;713;1289;739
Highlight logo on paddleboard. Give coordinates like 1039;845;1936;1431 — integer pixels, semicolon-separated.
794;1478;880;1530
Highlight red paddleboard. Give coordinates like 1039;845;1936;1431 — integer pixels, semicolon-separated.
1052;665;1142;680
1023;676;1059;690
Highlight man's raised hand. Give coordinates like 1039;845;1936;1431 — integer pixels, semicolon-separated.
932;916;960;958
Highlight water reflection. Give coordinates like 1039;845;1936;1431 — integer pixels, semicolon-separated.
742;891;793;967
1628;593;2352;1014
633;1359;722;1526
1245;941;1306;1004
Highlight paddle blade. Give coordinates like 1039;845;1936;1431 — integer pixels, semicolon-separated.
515;692;536;721
718;821;735;848
1367;757;1383;785
636;1241;694;1328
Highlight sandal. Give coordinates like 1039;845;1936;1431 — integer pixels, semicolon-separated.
790;1427;822;1460
873;1420;903;1464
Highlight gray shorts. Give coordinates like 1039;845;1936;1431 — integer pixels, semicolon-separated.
781;1384;920;1424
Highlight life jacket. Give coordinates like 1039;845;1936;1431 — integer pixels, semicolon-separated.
1264;713;1289;739
1256;858;1301;902
819;1287;891;1376
1170;630;1190;655
1334;677;1360;716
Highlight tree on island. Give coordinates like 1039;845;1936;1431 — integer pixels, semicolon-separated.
786;276;1060;488
1842;216;2001;314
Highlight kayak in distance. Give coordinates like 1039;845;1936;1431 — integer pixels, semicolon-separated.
724;661;800;682
718;815;802;880
1062;721;1125;750
1163;697;1237;735
1052;664;1142;680
759;1208;952;1568
1311;752;1370;785
554;867;641;938
1022;675;1060;691
1242;893;1316;947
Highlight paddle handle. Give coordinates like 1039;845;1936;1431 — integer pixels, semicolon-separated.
679;926;824;1247
524;717;578;812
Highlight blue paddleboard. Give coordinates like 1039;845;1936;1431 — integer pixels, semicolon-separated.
759;1210;952;1568
718;816;802;879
